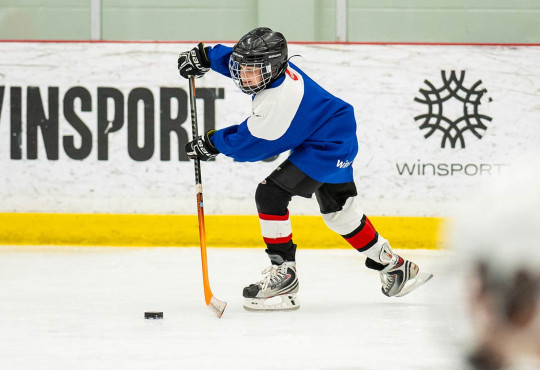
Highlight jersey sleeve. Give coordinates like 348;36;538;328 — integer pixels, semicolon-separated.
209;68;309;162
206;44;233;78
209;119;293;162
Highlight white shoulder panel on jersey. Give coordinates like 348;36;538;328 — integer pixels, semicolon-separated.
247;67;305;141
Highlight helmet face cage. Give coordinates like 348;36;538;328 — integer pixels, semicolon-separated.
228;55;273;95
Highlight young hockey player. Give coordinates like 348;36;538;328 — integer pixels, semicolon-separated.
178;27;432;311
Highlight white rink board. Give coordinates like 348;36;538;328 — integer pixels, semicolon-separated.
0;42;539;217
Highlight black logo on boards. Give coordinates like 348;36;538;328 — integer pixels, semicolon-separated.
414;71;493;148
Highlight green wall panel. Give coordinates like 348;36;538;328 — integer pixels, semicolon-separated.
101;0;257;41
348;9;540;43
0;0;538;43
347;0;540;43
0;0;89;39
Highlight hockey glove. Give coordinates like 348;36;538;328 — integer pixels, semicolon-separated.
185;130;220;161
178;42;211;79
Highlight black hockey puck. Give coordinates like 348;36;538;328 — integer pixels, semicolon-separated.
144;311;163;319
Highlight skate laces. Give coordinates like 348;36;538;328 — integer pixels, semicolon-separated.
260;265;287;290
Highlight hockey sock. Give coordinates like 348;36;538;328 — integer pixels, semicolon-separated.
259;211;296;264
342;214;379;252
340;215;395;265
256;178;297;264
319;194;390;265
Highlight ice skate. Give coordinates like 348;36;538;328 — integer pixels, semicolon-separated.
243;261;300;311
366;243;433;297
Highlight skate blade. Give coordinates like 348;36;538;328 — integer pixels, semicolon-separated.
395;272;433;297
243;294;300;312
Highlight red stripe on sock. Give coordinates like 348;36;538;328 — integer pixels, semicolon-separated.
263;234;293;244
258;211;289;221
345;217;376;250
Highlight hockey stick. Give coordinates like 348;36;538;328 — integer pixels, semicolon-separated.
188;77;227;318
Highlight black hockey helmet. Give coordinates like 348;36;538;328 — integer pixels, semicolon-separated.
229;27;288;94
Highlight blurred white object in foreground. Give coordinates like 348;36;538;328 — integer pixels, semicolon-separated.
449;160;540;369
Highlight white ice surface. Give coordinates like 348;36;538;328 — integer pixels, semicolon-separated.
0;247;467;370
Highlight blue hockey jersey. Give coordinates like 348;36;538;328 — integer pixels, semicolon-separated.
206;44;358;184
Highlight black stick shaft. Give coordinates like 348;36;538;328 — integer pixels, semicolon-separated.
188;77;202;186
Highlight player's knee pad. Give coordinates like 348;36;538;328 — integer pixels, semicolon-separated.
255;179;292;215
321;196;365;235
315;182;358;214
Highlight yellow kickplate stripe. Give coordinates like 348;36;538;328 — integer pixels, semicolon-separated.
0;213;444;249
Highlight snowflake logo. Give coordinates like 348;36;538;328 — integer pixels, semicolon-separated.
414;71;492;148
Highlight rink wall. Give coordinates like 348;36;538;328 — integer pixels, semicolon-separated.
0;41;539;249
